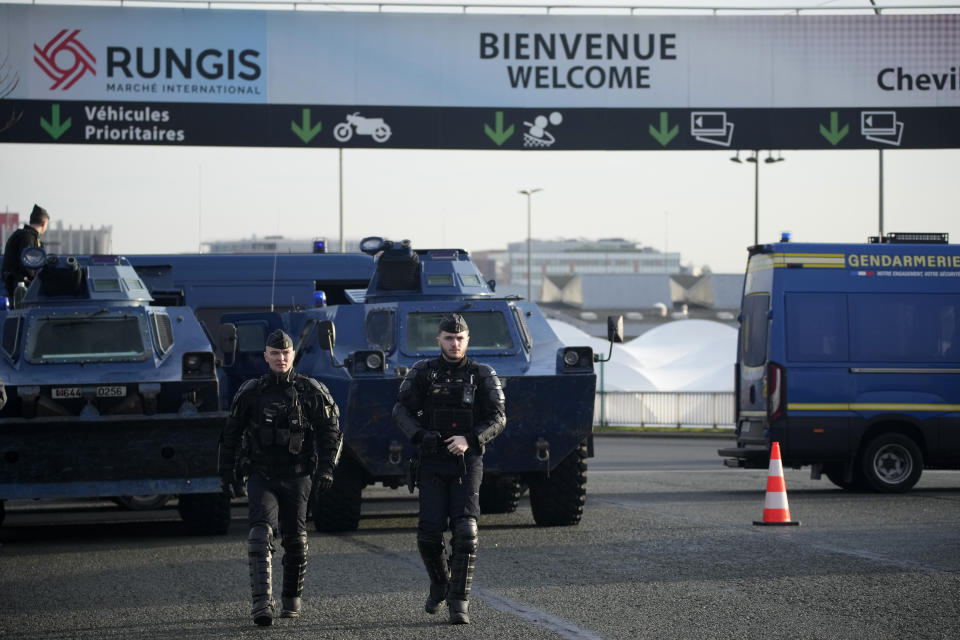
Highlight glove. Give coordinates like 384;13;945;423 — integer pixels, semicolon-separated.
314;471;334;493
221;469;246;498
419;430;443;451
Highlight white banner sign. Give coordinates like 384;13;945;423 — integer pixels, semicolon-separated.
2;5;958;109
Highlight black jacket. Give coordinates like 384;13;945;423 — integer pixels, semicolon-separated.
393;356;506;454
2;225;41;298
218;370;342;480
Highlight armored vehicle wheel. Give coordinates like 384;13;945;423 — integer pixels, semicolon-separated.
479;476;522;514
529;442;587;526
314;457;364;532
861;432;923;493
177;491;232;535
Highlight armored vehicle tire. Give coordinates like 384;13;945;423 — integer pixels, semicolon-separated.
112;495;172;510
860;432;923;493
177;492;232;535
479;476;522;514
528;442;587;527
314;457;364;532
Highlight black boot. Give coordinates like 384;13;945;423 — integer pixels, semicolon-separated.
447;518;477;625
446;551;475;624
448;598;470;625
248;523;276;627
280;533;308;619
417;530;449;615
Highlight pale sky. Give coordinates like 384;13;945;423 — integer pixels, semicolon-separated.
2;1;958;275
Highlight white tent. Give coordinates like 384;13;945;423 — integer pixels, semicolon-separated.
548;318;737;392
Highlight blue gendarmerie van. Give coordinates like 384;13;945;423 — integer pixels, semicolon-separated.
719;232;960;492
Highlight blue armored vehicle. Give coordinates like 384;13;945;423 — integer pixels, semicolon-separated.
0;249;230;532
213;238;619;531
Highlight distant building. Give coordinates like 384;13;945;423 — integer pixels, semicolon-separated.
0;215;112;255
474;237;683;302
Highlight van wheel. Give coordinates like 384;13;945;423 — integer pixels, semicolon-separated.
861;433;923;493
314;457;364;532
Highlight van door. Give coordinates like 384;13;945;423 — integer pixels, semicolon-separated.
736;292;771;445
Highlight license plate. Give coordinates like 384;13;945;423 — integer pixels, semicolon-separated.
96;386;127;398
51;386;127;399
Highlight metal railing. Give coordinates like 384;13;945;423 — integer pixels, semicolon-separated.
594;391;734;429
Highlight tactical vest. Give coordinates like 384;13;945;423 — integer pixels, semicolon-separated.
424;360;477;439
242;377;314;477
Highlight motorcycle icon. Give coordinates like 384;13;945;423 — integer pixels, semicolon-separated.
333;112;392;143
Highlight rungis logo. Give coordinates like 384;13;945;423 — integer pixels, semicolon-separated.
34;29;97;90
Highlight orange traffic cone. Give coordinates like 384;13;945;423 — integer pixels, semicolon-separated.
753;441;800;526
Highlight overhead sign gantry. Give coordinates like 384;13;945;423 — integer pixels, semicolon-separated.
1;5;958;150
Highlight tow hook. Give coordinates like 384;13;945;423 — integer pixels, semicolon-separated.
535;437;551;477
388;440;403;466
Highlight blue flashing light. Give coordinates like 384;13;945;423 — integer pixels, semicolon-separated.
780;232;792;243
313;240;326;254
313;290;327;307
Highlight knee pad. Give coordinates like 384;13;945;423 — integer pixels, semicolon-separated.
417;529;445;556
248;523;274;554
451;517;478;554
282;533;309;563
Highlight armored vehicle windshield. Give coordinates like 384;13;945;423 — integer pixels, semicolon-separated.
25;311;151;364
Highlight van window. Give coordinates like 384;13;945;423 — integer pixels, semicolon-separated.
237;322;269;353
850;293;960;363
786;293;849;362
740;293;769;367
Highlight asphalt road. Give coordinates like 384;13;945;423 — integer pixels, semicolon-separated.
2;435;959;640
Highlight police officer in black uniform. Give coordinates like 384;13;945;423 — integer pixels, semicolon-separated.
218;329;342;627
393;313;506;625
2;204;49;300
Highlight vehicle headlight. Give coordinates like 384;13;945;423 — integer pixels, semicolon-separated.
365;352;383;370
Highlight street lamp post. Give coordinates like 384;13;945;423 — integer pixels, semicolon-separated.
731;150;784;246
518;188;542;300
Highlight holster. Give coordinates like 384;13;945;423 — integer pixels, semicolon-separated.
406;456;420;494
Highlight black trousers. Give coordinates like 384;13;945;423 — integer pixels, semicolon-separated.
417;453;482;533
247;473;312;538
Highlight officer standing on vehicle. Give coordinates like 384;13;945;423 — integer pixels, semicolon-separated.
393;313;506;625
218;329;342;627
2;204;49;300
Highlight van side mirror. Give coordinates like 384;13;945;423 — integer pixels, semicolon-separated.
318;320;336;350
218;323;238;367
607;315;624;344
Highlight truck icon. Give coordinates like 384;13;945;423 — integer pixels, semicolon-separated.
333;112;392;143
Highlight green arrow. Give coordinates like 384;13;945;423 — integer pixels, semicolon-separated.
484;111;514;146
818;111;849;146
40;104;71;140
648;112;678;147
291;108;322;143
